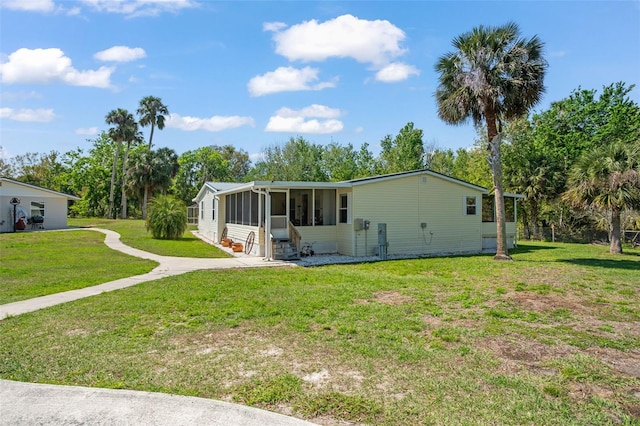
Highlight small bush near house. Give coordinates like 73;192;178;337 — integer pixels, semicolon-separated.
145;195;187;239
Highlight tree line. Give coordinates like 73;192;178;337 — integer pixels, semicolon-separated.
3;82;637;251
2;23;638;256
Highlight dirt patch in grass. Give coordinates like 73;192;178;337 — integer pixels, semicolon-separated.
585;347;640;379
422;315;480;329
357;291;413;306
507;291;588;314
477;335;575;374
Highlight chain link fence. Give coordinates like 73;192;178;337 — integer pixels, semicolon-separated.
518;227;639;246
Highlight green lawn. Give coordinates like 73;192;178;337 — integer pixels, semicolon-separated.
68;218;231;258
0;231;157;304
1;241;639;425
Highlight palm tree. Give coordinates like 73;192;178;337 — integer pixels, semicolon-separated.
119;121;143;219
137;96;169;150
105;108;135;219
127;147;179;219
435;22;547;260
563;142;640;254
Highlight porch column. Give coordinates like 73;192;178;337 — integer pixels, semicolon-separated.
264;191;271;261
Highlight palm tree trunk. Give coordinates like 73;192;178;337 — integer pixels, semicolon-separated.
491;141;511;260
610;209;623;254
148;123;155;150
121;141;131;219
485;109;511;261
142;185;149;219
109;142;121;219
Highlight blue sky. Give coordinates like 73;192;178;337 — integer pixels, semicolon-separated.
1;0;639;163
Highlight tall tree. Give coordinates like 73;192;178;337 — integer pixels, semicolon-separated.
127;147;179;219
5;151;67;190
137;96;169;150
105;108;137;219
212;145;251;182
435;22;547;260
173;147;230;205
354;142;381;178
65;134;116;218
250;137;327;182
563;142;640;254
322;142;359;181
504;83;639;239
379;122;425;173
119;121;143;219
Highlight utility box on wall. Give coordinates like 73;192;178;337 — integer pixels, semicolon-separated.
378;223;388;260
354;218;364;231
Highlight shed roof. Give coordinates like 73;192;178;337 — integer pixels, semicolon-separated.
0;177;81;200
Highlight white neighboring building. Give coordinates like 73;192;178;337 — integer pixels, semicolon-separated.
0;178;80;233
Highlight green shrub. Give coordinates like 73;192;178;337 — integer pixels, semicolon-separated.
145;195;187;239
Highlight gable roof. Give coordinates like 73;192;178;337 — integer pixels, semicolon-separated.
345;169;488;192
193;181;247;202
0;177;81;200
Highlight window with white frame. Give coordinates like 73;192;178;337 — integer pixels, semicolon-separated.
465;196;477;215
200;201;204;219
30;201;45;217
212;199;215;220
339;193;349;224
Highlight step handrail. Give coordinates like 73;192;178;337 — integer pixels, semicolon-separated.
288;221;301;253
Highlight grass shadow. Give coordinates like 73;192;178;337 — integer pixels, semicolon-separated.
560;257;640;271
510;244;558;255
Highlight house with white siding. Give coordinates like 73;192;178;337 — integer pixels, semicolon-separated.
193;170;520;260
0;177;80;233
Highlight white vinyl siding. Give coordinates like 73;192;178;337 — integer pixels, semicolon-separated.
352;173;483;256
0;180;75;233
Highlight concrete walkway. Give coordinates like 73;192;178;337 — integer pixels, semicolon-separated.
0;379;317;426
1;228;294;319
0;228;314;426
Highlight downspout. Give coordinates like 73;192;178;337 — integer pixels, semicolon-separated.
514;198;519;248
252;187;271;261
213;195;220;243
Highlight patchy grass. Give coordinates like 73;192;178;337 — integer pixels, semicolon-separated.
0;231;157;304
68;218;231;258
0;241;639;424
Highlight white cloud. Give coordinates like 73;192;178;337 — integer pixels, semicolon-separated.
0;146;12;160
265;117;343;134
1;90;43;101
248;66;336;96
375;62;420;82
75;126;99;135
249;152;265;162
80;0;198;17
166;113;254;132
263;21;287;32
1;0;55;12
0;107;55;122
271;14;407;67
0;48;113;88
265;104;344;134
275;104;341;119
94;46;146;62
549;50;567;58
